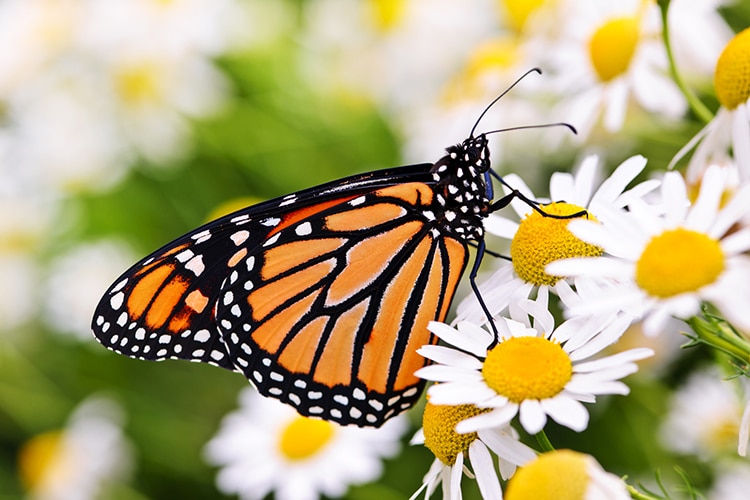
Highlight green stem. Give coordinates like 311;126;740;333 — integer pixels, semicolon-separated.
534;429;555;453
688;315;750;364
626;483;663;500
657;0;714;124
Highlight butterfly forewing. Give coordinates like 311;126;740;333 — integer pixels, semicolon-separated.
215;182;468;426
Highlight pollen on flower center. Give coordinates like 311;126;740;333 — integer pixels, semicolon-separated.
714;27;750;110
278;416;335;461
511;202;602;286
482;336;572;403
422;402;491;466
635;228;724;298
588;17;640;82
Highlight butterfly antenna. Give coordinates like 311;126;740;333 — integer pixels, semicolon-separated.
469;67;542;138
483;122;578;136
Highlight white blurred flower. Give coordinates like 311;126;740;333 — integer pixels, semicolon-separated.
0;0;81;97
0;0;245;194
668;0;733;80
204;388;407;500
18;396;133;500
0;192;55;333
661;368;744;460
44;240;134;339
548;0;686;139
0;253;38;332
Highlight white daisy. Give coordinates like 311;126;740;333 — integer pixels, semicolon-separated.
660;367;745;460
417;290;652;435
204;388;407;500
504;449;630;500
547;164;750;335
410;401;536;500
18;396;133;500
547;0;686;140
676;27;750;182
455;154;658;326
44;240;134;339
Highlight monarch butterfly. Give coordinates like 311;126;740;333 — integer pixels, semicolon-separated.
91;69;574;427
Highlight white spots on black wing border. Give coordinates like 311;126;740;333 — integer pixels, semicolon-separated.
349;195;366;206
230;230;250;246
279;195;297;207
231;214;250;225
261;217;281;227
295;221;312;236
263;233;281;247
185;254;205;276
192;229;212;244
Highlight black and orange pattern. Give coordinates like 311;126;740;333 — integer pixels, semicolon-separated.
92;135;494;427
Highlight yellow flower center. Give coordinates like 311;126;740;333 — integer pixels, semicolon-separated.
116;63;162;104
588;17;640;82
18;431;64;490
505;450;590;500
707;416;739;453
367;0;406;32
482;336;572;403
278;416;335;461
499;0;547;34
422;402;491;466
511;202;602;286
635;228;724;298
442;37;521;103
714;27;750;110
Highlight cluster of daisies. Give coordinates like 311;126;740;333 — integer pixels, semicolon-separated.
403;15;750;499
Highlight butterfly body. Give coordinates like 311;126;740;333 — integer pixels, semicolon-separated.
92;134;495;427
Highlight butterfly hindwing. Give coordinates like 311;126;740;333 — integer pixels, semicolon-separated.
215;182;468;426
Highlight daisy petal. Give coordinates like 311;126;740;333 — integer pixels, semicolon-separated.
478;428;536;469
469;441;502;500
541;396;589;432
427;382;497;406
415;365;483;383
573;348;654;372
410;428;425;445
720;228;750;255
590;155;647;209
456;405;518;434
549;170;577;205
450;452;464;500
417;345;483;370
484;214;519;239
519;399;547;434
733;101;750;171
428;321;489;357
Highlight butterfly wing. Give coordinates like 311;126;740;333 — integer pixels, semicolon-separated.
216;181;468;426
92;163;468;426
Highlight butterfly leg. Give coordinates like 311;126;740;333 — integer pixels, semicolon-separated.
467;242;510;261
468;237;501;343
